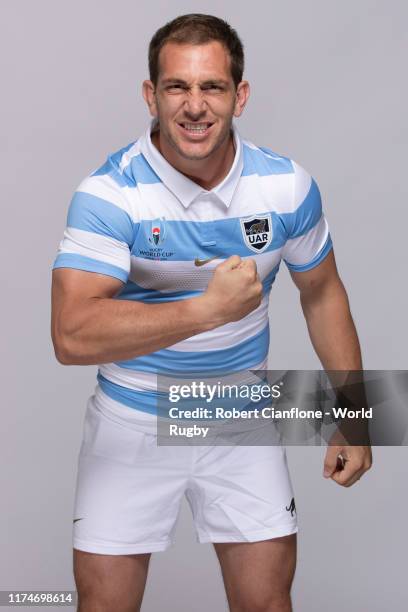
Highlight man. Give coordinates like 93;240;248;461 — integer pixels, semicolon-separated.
51;13;372;612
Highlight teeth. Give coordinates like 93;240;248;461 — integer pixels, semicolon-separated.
182;123;210;132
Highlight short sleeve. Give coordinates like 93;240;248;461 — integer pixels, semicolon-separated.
52;172;135;283
281;160;333;272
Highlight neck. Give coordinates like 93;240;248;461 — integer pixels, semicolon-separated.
151;128;235;191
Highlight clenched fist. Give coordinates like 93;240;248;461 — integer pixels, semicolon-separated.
202;255;263;326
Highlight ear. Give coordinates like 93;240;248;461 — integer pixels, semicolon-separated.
142;80;158;118
233;80;250;118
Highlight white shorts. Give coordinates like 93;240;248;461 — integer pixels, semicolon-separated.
72;391;298;555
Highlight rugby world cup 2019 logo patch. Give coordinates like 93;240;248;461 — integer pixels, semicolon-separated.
139;216;175;260
148;217;166;246
240;214;272;253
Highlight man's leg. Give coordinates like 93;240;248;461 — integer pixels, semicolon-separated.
73;549;151;612
72;397;193;610
214;534;297;612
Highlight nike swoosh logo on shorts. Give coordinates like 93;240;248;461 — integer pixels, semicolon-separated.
73;518;84;523
194;255;220;267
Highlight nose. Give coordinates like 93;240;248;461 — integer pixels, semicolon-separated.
183;85;207;120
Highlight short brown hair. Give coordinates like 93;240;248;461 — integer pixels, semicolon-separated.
148;14;244;88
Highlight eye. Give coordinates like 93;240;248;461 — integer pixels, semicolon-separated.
166;84;186;92
202;84;223;91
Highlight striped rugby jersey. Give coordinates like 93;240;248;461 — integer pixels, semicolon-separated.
52;119;333;415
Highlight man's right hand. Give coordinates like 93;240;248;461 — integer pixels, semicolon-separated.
202;255;263;326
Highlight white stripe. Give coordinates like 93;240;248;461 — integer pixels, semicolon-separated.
283;216;329;266
81;156;297;225
235;175;293;215
129;250;282;293
168;296;269;352
77;175;139;221
57;227;130;272
99;364;158;391
99;356;269;395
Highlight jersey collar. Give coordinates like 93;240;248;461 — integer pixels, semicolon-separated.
139;118;243;209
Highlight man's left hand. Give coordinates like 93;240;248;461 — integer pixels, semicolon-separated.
323;444;372;486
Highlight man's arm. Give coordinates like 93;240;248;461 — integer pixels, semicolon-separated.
289;249;372;486
290;250;361;370
51;257;262;365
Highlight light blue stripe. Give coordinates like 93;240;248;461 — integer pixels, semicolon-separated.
115;324;270;374
92;159;132;189
67;191;137;245
280;178;322;238
132;215;287;259
108;142;138;168
92;142;135;177
92;142;137;188
116;281;202;303
65;180;322;262
126;153;162;185
285;234;333;272
92;147;162;188
97;374;272;416
262;263;281;294
52;253;128;282
97;374;159;413
131;200;321;260
242;144;294;176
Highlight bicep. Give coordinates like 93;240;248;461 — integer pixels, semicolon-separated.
52;267;125;302
289;249;340;296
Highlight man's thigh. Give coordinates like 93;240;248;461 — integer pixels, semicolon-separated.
73;396;193;555
73;549;151;612
214;534;297;612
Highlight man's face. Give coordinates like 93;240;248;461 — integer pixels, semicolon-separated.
143;40;248;161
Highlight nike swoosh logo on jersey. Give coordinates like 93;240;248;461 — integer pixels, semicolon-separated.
194;255;220;267
73;518;84;523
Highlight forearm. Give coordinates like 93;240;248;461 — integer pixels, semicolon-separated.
54;295;214;365
301;279;373;447
300;279;362;370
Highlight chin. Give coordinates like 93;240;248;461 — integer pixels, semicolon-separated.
175;139;219;161
178;148;213;161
